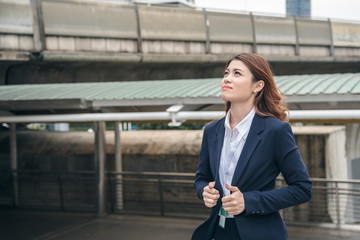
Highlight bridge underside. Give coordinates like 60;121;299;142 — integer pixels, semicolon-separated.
1;58;360;85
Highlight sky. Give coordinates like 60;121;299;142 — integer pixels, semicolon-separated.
195;0;360;22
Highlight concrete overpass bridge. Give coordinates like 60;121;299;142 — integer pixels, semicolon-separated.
1;0;360;85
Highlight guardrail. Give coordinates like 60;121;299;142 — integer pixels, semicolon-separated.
1;170;360;230
1;0;360;59
277;177;360;229
0;170;97;212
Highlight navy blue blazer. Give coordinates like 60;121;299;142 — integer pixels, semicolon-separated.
192;114;312;240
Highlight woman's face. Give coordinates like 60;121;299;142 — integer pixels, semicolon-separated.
221;59;259;104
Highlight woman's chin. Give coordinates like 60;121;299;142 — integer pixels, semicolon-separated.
221;94;230;101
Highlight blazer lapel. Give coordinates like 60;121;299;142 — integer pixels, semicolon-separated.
209;118;225;193
231;114;265;186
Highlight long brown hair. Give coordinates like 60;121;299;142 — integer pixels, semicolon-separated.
224;53;288;122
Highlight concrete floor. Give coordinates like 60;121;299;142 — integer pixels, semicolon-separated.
1;209;360;240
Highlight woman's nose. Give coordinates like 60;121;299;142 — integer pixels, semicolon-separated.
223;76;231;83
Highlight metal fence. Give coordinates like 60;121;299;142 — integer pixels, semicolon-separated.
0;170;96;212
1;171;360;230
277;177;360;229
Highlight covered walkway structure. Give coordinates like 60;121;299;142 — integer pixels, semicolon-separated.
1;72;360;115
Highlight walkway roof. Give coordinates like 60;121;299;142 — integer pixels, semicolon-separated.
0;72;359;115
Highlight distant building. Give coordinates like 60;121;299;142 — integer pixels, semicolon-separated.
286;0;311;17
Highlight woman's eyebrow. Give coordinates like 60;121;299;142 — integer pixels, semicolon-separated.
226;68;245;72
233;68;245;72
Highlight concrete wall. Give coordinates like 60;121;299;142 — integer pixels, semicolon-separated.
0;130;203;172
0;127;347;176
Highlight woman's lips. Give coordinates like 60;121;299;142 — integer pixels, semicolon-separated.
222;85;232;90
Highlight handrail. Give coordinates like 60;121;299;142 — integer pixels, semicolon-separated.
3;170;360;184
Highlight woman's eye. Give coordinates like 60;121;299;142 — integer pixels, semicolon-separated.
235;71;241;76
224;71;229;76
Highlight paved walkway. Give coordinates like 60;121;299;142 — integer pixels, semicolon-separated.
1;209;360;240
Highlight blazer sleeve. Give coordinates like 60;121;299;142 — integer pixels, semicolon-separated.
194;125;214;200
242;122;312;216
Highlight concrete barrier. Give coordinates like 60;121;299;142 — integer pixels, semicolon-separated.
0;0;34;51
297;18;331;46
332;21;360;47
254;15;296;44
42;0;138;39
0;0;33;35
138;5;206;41
207;11;253;43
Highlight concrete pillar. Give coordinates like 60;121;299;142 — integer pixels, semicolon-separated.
10;123;19;207
94;121;107;217
114;121;123;210
346;124;360;168
345;123;360;223
325;127;347;179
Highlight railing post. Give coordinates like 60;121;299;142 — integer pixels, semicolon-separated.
58;173;64;212
107;173;114;213
334;181;341;229
11;172;19;209
10;123;19;208
158;177;164;216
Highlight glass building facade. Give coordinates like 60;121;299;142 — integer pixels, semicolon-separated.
286;0;311;17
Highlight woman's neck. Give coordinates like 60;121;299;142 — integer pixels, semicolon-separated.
229;103;254;129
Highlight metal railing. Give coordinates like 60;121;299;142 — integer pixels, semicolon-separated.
0;170;96;212
277;177;360;229
1;170;360;230
107;171;209;218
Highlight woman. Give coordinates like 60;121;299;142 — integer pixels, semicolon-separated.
192;53;312;240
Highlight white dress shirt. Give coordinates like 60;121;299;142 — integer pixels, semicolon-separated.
219;107;255;217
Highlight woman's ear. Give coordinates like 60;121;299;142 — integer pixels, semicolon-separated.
255;80;265;92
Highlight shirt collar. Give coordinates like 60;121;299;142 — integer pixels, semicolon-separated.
224;107;256;139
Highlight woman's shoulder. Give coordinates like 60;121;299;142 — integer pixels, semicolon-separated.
260;115;291;131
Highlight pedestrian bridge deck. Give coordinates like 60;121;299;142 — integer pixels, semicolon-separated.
1;209;359;240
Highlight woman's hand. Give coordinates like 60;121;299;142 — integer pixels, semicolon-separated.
221;184;245;215
202;181;220;208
